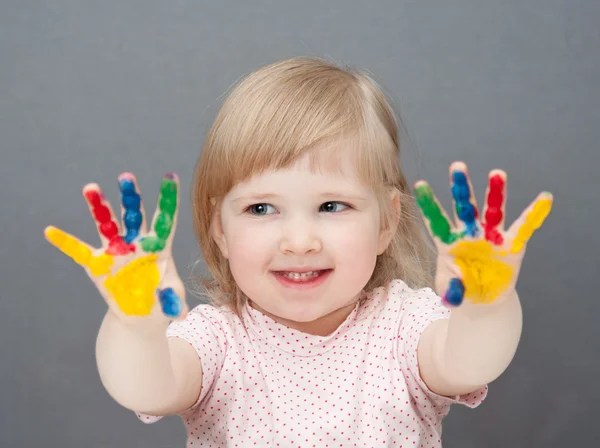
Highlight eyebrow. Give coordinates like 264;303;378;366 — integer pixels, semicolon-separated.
231;192;369;203
231;193;279;203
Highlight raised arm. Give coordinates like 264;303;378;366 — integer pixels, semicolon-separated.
414;162;552;395
45;172;203;414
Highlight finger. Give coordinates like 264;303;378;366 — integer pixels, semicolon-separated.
141;173;179;253
44;226;113;276
507;191;553;253
157;287;186;318
482;169;507;245
118;172;147;243
449;161;480;238
83;184;133;256
414;181;461;245
442;277;465;307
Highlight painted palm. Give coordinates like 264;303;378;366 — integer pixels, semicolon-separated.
414;162;553;307
44;173;187;320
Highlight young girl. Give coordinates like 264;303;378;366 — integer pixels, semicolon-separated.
44;57;552;447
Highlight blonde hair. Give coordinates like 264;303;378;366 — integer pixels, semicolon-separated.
191;57;434;315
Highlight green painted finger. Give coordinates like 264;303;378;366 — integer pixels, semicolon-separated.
414;181;462;244
141;173;178;253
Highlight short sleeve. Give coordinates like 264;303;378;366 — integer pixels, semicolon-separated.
396;287;488;420
136;304;229;424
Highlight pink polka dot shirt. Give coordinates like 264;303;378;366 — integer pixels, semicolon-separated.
137;279;487;446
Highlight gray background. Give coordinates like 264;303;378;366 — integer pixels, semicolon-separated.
1;0;598;446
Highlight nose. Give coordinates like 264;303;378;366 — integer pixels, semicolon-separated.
279;218;322;255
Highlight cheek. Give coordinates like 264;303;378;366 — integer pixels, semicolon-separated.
327;217;380;252
325;219;380;275
225;221;272;274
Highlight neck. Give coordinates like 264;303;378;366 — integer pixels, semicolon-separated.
248;300;359;337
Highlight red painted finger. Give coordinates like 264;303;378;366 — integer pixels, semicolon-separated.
482;170;507;245
82;183;134;256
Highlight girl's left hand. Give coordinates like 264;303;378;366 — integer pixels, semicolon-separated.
414;161;553;307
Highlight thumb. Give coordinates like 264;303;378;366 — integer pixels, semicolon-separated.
157;286;186;319
442;278;465;307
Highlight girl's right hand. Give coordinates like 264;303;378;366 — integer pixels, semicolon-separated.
44;172;188;325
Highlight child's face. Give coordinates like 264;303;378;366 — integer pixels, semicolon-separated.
212;150;395;332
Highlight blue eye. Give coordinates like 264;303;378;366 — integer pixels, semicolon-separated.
320;201;350;213
247;203;277;215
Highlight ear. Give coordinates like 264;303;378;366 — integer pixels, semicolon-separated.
377;188;401;255
210;199;229;259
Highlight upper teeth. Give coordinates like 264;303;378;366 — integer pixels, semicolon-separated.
283;271;319;279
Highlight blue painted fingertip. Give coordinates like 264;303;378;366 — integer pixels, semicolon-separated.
443;278;465;307
119;178;143;243
158;287;183;318
451;171;479;237
451;172;471;200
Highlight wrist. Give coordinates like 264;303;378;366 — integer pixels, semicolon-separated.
104;309;170;337
451;288;519;317
441;289;523;385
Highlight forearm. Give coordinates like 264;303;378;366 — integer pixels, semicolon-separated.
419;291;523;396
96;311;186;413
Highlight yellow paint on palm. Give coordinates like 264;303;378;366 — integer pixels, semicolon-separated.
103;255;160;316
449;240;514;304
510;198;553;253
45;227;113;276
